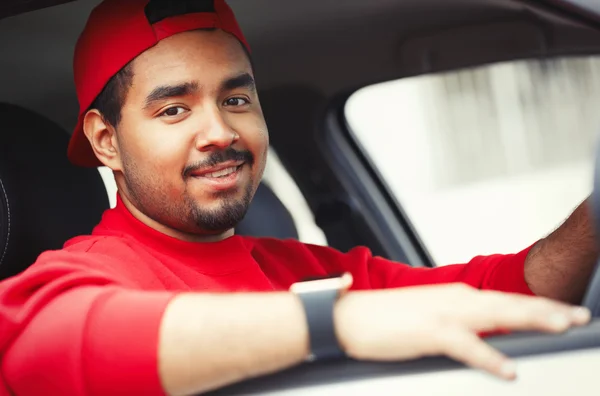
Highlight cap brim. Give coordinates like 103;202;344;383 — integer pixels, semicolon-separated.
67;114;103;168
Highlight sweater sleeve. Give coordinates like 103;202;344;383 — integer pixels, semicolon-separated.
298;241;535;295
369;246;535;294
0;250;175;396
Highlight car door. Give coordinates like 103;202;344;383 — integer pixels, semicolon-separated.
207;52;600;395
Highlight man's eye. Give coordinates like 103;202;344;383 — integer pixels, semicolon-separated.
160;107;186;117
224;97;249;107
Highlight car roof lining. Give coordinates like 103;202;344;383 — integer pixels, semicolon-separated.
0;0;75;20
0;0;599;134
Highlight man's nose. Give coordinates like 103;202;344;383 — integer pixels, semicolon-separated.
195;108;239;151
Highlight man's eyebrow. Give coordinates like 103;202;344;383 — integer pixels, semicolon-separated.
143;82;199;110
221;73;256;92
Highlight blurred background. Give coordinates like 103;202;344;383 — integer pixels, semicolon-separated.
346;56;600;265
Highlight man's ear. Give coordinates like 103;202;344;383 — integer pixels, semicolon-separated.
83;109;123;171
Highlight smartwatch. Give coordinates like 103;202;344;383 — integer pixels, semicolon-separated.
290;272;353;362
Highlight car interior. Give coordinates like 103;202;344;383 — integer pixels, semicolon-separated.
2;0;600;394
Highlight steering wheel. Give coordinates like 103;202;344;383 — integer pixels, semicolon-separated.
582;140;600;317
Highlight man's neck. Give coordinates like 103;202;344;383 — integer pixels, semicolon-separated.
118;193;235;243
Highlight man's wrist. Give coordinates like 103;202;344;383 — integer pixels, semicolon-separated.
290;273;352;361
333;291;353;358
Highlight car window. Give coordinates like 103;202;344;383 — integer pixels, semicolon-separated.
345;56;600;265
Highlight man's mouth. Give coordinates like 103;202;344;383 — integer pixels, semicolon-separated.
203;165;241;178
189;161;245;178
188;161;246;191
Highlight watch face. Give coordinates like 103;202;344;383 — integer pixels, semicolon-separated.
290;272;353;293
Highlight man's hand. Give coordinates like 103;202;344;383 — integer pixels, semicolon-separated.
335;284;590;380
160;285;589;395
525;197;600;303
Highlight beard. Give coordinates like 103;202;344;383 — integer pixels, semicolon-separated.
120;147;258;235
185;182;254;232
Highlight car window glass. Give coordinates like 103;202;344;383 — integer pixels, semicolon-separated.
345;57;600;265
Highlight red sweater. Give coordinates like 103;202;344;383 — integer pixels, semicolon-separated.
0;197;534;396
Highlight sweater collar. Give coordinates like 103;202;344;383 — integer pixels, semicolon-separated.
92;195;255;275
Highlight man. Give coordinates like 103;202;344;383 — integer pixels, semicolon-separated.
0;1;596;395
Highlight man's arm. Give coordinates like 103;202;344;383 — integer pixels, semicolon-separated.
158;292;308;395
0;251;591;396
0;266;588;396
158;286;588;396
525;197;600;303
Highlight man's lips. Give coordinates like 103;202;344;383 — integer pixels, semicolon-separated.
189;161;245;178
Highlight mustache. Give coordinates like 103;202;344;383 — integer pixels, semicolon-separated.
183;148;255;178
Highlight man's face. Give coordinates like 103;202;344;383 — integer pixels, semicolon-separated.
112;30;268;235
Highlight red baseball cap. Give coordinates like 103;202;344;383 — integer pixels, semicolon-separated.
68;0;250;167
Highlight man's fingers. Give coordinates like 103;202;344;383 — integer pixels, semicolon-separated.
434;292;591;380
439;329;516;380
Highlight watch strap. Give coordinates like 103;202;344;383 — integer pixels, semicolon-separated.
296;288;345;361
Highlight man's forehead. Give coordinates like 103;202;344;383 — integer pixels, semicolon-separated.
134;29;250;72
127;30;252;95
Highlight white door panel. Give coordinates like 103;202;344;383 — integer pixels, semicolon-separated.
258;348;600;396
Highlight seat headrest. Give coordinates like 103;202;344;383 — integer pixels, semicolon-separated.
236;182;298;240
0;103;109;280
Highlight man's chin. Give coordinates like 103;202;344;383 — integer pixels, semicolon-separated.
211;187;242;199
190;200;250;233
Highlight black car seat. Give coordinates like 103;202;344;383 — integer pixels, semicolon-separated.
0;103;110;280
0;103;297;280
236;182;298;240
